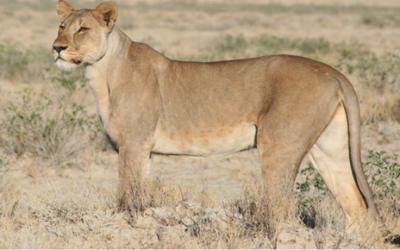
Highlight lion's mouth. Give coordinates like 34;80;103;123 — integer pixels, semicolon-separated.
54;52;66;62
54;55;82;65
73;59;82;65
54;56;63;62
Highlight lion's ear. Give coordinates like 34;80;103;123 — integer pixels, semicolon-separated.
93;2;118;31
56;0;74;21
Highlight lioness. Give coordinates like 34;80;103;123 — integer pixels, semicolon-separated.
52;0;399;243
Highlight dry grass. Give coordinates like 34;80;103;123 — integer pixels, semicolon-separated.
1;170;397;248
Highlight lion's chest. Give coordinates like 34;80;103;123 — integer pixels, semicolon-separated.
152;123;257;156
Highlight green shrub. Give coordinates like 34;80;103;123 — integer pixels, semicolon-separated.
295;164;330;228
0;44;86;85
357;52;400;91
295;165;329;196
254;35;293;55
0;45;110;167
216;34;248;53
46;68;87;95
296;37;330;55
186;34;351;63
350;52;400;123
363;150;400;200
216;35;331;57
363;150;400;222
0;45;51;82
0;88;101;167
295;151;400;228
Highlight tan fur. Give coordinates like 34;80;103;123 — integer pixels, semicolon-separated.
53;0;392;237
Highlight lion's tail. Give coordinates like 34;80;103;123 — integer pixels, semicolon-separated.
337;75;389;234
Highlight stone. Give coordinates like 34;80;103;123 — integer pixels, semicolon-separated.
277;228;317;249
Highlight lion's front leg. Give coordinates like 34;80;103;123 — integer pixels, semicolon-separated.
117;142;153;212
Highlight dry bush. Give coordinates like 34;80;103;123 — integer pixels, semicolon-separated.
125;177;190;217
149;182;300;249
0;154;21;220
0;183;106;248
0;175;190;248
218;182;298;248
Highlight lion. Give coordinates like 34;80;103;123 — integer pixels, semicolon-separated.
52;0;399;243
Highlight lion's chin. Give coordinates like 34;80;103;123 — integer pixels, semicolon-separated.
54;59;78;71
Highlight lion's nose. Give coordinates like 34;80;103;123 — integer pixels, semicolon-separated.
53;45;68;53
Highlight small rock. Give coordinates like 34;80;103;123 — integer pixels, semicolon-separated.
175;202;202;217
277;228;317;249
145;206;179;226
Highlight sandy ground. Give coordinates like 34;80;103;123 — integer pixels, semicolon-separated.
1;0;400;248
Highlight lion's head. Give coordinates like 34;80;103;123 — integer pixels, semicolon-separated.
52;0;118;71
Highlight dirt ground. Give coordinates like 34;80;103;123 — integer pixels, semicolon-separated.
0;0;400;248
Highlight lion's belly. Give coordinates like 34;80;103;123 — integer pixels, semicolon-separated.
152;124;257;156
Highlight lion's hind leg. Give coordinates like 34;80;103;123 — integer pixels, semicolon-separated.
307;102;366;231
256;104;329;198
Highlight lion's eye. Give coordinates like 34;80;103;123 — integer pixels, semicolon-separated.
59;26;65;31
78;27;88;33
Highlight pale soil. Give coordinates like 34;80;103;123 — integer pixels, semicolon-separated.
0;0;400;248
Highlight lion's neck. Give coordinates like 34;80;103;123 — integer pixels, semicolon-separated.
85;26;130;96
85;26;131;129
